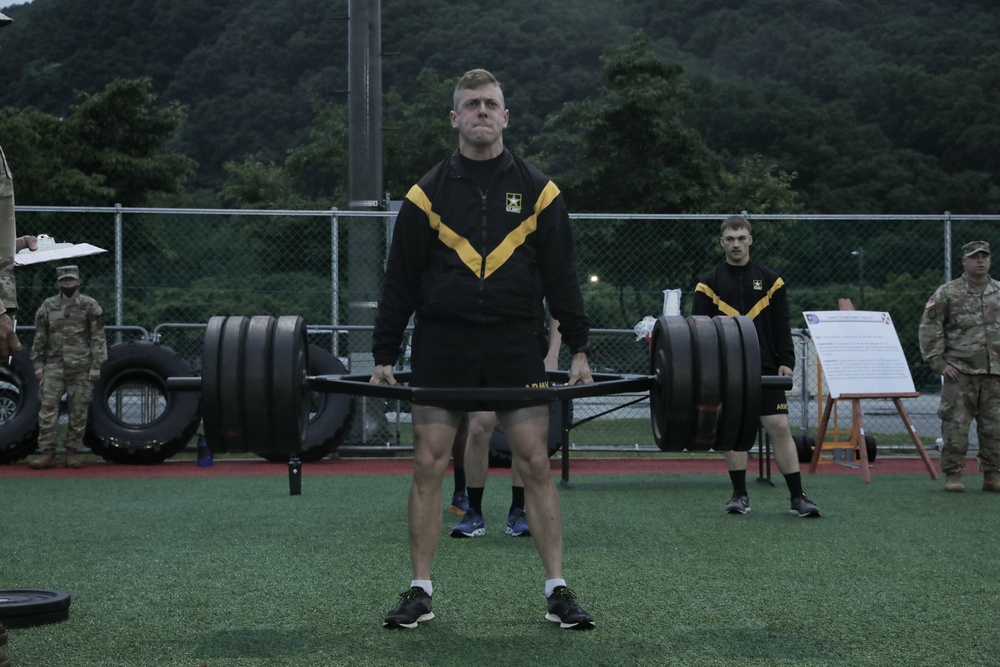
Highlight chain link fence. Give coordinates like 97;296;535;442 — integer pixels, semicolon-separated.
12;206;997;452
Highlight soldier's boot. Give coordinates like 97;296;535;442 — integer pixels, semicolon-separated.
64;447;83;469
28;449;57;470
944;472;965;493
982;470;1000;493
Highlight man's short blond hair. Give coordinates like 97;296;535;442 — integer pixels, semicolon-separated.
453;69;504;110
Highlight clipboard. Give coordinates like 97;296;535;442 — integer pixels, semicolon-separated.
14;234;107;266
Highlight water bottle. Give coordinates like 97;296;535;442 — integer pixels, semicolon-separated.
196;436;213;467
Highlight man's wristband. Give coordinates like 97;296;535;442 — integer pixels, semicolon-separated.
572;344;591;357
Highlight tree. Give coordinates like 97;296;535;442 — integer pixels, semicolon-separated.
2;77;196;206
382;68;458;199
528;32;805;328
537;31;722;214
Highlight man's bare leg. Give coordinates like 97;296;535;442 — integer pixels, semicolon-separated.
409;405;461;579
499;405;561;578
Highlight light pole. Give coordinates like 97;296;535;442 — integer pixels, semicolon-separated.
851;249;865;309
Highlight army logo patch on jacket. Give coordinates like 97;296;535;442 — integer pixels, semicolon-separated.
505;193;522;214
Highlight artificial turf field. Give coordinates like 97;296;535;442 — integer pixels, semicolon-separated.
1;456;996;666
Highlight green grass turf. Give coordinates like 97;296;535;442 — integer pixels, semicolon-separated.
2;472;996;666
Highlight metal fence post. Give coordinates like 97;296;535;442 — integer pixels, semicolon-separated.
114;203;123;343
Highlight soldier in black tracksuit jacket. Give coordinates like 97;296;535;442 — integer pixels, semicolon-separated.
691;215;822;518
372;149;590;374
371;69;595;631
692;261;795;377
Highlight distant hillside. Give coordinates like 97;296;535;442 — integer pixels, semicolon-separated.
1;0;997;212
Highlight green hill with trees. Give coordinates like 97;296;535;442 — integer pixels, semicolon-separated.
0;0;997;214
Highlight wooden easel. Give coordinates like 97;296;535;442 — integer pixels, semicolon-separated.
808;393;938;483
806;299;938;483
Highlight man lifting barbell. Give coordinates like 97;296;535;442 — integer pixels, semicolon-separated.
693;216;822;518
370;68;596;630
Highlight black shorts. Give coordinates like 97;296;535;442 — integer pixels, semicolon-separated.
760;387;789;417
409;318;550;412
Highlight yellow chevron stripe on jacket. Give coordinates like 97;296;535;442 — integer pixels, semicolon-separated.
694;277;785;320
406;181;561;278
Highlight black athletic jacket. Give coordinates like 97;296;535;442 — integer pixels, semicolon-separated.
691;260;795;374
372;149;589;366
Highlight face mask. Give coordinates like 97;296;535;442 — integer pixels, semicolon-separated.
60;286;79;298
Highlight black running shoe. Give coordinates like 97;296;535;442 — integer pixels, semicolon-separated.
790;493;821;518
725;494;750;514
383;587;434;629
545;586;595;630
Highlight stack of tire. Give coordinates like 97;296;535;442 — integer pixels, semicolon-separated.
0;341;354;465
0;349;41;465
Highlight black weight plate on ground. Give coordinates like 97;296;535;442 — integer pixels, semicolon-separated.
218;316;250;453
651;316;694;451
713;317;746;452
270;315;309;454
200;316;227;454
242;316;277;453
0;590;71;628
2;607;71;628
734;316;762;452
688;316;721;450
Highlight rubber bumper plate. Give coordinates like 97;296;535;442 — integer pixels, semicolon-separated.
0;589;71;628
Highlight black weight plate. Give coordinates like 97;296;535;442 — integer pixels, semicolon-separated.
200;316;227;454
254;345;356;463
713;317;746;452
734;316;762;452
650;316;694;451
649;320;667;449
1;607;71;628
219;316;250;453
0;590;71;628
243;316;277;453
270;315;309;454
688;316;721;450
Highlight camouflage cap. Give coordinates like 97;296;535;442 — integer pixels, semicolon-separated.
56;265;80;281
962;240;991;257
0;11;12;27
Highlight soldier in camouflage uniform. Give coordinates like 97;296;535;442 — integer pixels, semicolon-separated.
918;240;1000;493
1;10;39;361
28;265;108;469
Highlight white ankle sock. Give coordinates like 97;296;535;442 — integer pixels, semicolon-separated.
411;580;433;596
545;578;566;598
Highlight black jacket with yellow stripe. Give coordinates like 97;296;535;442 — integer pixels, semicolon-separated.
691;260;795;374
372;149;589;367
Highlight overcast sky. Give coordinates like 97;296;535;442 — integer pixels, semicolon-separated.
0;0;33;10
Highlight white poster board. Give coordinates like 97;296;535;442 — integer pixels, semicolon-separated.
803;310;915;398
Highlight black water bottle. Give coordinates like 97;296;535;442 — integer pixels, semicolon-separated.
288;454;302;496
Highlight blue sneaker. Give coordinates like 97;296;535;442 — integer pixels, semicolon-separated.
448;491;470;515
450;509;485;538
505;507;531;537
